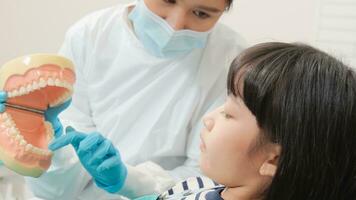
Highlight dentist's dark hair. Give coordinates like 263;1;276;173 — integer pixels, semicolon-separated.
227;42;356;200
226;0;233;10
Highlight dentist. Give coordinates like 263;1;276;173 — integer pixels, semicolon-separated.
2;0;245;199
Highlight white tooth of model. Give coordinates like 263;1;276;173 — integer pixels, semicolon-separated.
13;89;20;97
4;119;12;127
15;134;23;141
26;84;33;93
2;114;7;120
63;82;69;89
33;81;39;90
39;78;46;88
19;139;27;146
8;129;17;137
57;80;64;87
32;147;41;155
25;144;33;152
48;78;55;86
10;126;17;134
19;86;26;95
0;113;5;120
54;79;60;86
3;112;9;119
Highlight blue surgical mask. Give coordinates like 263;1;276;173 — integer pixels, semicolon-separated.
128;0;212;58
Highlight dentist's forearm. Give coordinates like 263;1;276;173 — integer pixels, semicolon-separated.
117;162;176;199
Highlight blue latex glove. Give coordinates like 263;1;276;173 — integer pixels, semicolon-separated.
44;98;72;138
0;91;7;113
49;126;127;193
134;195;160;200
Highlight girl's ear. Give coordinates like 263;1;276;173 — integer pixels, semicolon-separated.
259;144;281;177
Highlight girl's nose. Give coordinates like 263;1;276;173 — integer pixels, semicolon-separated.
203;117;214;131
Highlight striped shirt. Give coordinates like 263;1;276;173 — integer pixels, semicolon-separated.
158;177;225;200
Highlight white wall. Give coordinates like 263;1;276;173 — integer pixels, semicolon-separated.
0;0;321;65
221;0;319;45
0;0;132;65
314;0;356;67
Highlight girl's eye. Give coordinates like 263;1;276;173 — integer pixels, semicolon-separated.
193;10;210;19
163;0;176;4
220;111;233;119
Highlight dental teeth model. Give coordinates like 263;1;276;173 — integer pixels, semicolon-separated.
0;54;76;177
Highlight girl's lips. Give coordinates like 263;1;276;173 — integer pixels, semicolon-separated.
200;132;207;152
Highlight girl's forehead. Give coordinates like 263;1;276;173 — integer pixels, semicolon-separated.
233;71;246;98
228;62;251;98
227;94;245;109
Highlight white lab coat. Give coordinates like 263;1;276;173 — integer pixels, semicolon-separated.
25;2;245;200
0;167;33;200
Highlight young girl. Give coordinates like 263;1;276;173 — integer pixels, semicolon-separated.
145;42;356;200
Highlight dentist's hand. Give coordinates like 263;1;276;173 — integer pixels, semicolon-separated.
45;99;72;138
0;91;7;113
48;126;127;193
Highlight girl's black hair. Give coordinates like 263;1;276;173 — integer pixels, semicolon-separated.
227;42;356;200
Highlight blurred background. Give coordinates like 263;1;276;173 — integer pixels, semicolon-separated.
0;0;355;199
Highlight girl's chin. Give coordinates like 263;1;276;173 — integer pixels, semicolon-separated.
199;157;213;178
199;142;206;152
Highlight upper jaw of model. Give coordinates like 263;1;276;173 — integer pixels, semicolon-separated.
0;54;75;177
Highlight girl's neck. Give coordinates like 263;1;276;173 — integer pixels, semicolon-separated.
221;186;264;200
220;177;270;200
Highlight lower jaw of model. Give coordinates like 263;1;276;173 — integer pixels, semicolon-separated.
0;54;75;177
